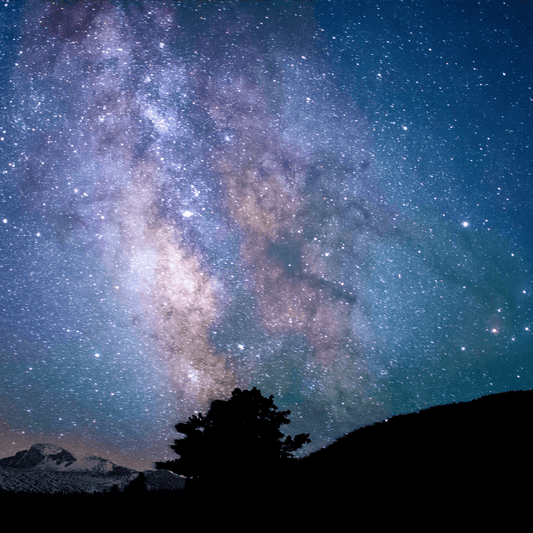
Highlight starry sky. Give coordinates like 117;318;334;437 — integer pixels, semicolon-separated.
0;0;532;471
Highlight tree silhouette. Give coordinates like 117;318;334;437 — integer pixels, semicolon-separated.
123;472;148;495
156;387;310;488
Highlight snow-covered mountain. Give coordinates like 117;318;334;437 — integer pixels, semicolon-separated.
0;443;185;493
0;443;131;474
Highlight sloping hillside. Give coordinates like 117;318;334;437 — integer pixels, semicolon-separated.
282;389;533;510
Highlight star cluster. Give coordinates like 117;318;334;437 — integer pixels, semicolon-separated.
0;1;531;470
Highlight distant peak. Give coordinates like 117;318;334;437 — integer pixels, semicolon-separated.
30;443;69;455
0;443;77;470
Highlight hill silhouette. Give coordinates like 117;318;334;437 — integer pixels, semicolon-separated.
282;389;533;517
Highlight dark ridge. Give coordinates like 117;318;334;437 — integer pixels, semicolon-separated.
283;388;533;516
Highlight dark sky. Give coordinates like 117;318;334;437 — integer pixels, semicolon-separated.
0;0;531;471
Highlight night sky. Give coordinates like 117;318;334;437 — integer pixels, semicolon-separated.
1;0;532;471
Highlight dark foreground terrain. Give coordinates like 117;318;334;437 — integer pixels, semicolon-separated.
1;389;531;527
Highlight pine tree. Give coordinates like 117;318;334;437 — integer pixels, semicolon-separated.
156;387;310;487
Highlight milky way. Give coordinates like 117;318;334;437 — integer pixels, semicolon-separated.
1;1;532;469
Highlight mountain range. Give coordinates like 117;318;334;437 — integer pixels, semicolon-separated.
0;443;184;494
1;389;531;527
1;388;532;500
